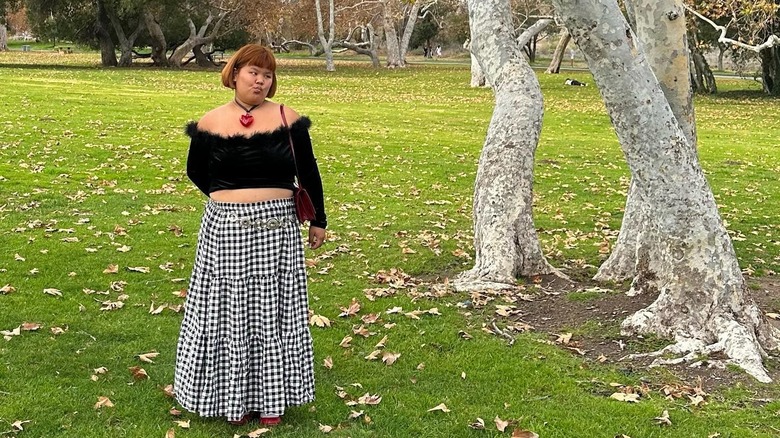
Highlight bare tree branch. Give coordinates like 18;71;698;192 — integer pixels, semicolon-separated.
684;4;780;53
517;18;552;47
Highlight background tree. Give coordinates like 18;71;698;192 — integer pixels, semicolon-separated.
552;0;779;382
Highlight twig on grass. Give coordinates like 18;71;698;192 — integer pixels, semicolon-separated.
491;321;516;346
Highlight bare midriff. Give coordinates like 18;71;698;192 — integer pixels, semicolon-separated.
210;188;294;203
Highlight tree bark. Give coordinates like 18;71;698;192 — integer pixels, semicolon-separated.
454;0;557;292
143;7;169;67
0;25;7;52
463;38;486;87
382;0;404;68
690;34;717;94
105;4;145;67
546;29;570;74
398;0;422;65
314;0;336;71
595;0;696;284
95;1;118;67
169;11;229;68
760;46;780;96
717;43;726;71
553;0;779;383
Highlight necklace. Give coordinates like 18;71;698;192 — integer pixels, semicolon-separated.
234;98;262;127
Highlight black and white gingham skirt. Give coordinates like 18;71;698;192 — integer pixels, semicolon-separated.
174;198;315;421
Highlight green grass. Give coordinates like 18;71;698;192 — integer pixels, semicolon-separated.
1;52;779;437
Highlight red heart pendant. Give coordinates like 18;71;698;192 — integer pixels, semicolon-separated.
239;113;254;127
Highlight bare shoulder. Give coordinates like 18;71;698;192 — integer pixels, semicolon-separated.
196;104;231;131
280;104;302;124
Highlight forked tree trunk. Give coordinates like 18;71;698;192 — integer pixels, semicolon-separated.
169;12;229;67
454;0;557;292
553;0;779;383
595;0;697;284
398;0;422;65
105;5;145;67
315;0;336;71
546;29;570;74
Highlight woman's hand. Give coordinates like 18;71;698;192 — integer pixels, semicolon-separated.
308;226;326;250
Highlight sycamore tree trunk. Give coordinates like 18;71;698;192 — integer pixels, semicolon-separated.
463;38;486;87
95;1;118;67
553;0;779;383
760;46;780;96
454;0;557;292
382;0;404;67
595;0;696;284
690;34;717;94
315;0;336;71
398;0;422;65
105;5;145;67
546;28;570;74
0;25;7;51
169;11;229;67
144;7;169;67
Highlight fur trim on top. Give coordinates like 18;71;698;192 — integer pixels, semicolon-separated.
185;116;312;141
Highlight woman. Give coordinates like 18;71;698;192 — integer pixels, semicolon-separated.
175;44;326;426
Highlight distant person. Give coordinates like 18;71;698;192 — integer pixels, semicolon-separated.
423;45;429;58
435;45;442;58
176;43;327;427
569;48;576;67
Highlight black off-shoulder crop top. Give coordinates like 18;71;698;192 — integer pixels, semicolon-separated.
185;116;327;229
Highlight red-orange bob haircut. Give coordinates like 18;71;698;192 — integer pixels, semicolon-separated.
221;44;277;98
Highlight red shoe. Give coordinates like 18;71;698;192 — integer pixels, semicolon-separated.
260;416;281;426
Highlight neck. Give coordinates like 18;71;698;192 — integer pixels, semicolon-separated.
234;96;264;111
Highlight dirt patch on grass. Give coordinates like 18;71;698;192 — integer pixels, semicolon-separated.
511;274;780;392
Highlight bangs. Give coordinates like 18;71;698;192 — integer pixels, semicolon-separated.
240;46;276;72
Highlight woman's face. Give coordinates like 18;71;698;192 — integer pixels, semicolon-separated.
234;64;274;102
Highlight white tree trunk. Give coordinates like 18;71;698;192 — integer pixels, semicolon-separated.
0;25;8;52
595;0;696;283
315;0;336;71
463;39;486;87
553;0;780;382
546;29;570;74
382;0;404;68
398;1;422;65
454;0;557;292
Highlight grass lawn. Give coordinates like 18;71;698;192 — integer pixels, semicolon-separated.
0;51;779;438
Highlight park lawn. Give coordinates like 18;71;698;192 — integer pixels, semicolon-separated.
0;52;779;437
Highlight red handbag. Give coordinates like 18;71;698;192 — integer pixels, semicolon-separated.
281;105;317;224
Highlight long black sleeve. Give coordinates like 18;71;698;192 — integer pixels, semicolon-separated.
291;126;327;229
185;122;211;196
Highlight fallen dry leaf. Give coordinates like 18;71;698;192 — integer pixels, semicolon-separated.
247;428;271;437
655;409;672;426
375;335;388;349
555;332;573;344
169;407;182;416
43;288;63;297
129;366;149;380
21;322;41;331
162;384;174;397
0;284;16;294
339;336;353;348
469;418;486;430
174;419;190;428
364;350;381;360
318;423;334;433
427;403;450;413
128;266;150;273
357;393;382;405
495;416;510;432
165;428;175;438
610;392;640;403
51;326;67;335
138;352;160;363
348;410;364;419
94;396;114;409
103;264;119;274
339;299;361;317
382;352;400;366
323;356;333;369
512;429;539;438
310;314;332;328
11;420;31;431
